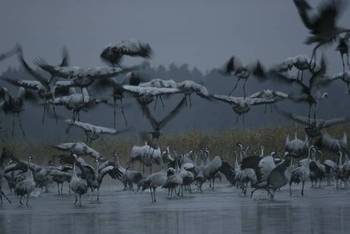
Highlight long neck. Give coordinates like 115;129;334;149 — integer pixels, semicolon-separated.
307;147;313;160
338;152;343;166
260;146;264;157
72;163;77;178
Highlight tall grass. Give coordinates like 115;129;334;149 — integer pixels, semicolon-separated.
2;124;350;165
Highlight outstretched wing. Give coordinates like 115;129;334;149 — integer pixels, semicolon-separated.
1;77;44;91
158;96;187;129
275;107;310;126
59;46;69;67
223;56;243;75
323;117;350;128
137;99;159;130
18;52;50;90
211;94;241;105
293;0;313;30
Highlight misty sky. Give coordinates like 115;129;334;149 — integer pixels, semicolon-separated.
1;0;349;72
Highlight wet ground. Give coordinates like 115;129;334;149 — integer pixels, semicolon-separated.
0;183;350;234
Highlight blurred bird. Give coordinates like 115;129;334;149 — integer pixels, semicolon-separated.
222;56;266;97
293;0;350;65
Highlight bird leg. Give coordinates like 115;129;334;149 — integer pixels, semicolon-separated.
42;104;47;124
11;117;15;137
309;44;320;69
113;98;117;128
229;79;240;96
341;54;346;73
234;114;240;125
119;101;128;127
185;95;192;108
242;79;247;98
347;53;350;69
153;188;156;202
79;194;82;207
52;105;58;125
242;114;246;128
153;96;158;111
0;190;10;204
250;187;259;198
159;96;165;109
74;195;78;206
17;115;26;137
72;111;76;122
313;104;317;122
301;70;304;81
149;187;154;202
307;105;312;124
301;180;305;196
26;194;30;207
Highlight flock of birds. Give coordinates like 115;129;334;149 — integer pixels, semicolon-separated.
1;0;350;207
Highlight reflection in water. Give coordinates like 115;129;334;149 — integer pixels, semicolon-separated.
0;187;350;234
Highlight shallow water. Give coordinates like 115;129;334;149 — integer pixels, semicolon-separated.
0;184;350;234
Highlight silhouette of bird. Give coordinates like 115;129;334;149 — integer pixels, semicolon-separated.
278;109;349;138
0;87;29;136
222;56;266;97
285;133;309;158
137;96;187;140
143;169;167;203
211;94;277;124
100;40;152;66
14;156;36;207
293;0;350;65
53;142;102;159
269;56;333;122
65;119;128;143
69;162;88;207
251;154;291;199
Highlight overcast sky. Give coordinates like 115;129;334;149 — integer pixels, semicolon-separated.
1;0;349;72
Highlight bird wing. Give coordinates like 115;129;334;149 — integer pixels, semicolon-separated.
274;90;289;99
123;85;180;97
247;61;268;82
98;165;116;181
309;55;327;87
177;80;210;98
0;45;19;62
18;52;50;89
276;108;310;126
312;0;344;35
293;0;313;30
158;96;187;129
223;56;243;75
323;117;350;128
1;77;44;91
211;94;242;105
137;99;159;130
245;97;275;106
248;91;263;98
219;161;235;185
59;46;69;67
